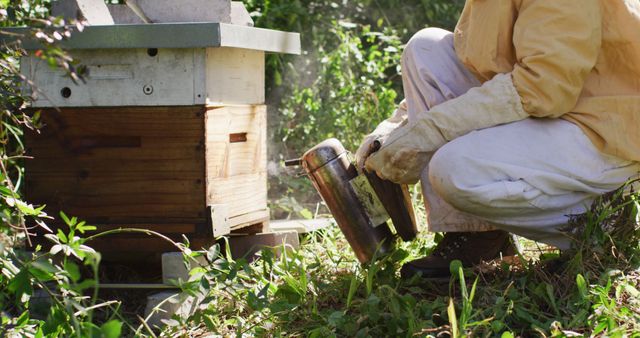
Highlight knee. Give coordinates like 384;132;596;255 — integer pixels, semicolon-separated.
428;142;478;212
403;27;451;60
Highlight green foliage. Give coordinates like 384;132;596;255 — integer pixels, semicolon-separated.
241;0;464;218
1;213;129;337
161;182;640;337
1;1;639;337
0;2;128;337
244;0;465;154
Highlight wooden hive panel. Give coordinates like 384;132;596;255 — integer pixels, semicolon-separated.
25;106;208;231
205;105;268;229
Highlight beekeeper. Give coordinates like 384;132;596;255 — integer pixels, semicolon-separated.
356;0;640;278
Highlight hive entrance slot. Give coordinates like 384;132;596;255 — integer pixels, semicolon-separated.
229;132;248;143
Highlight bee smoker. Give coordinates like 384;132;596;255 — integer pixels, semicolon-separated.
287;138;418;263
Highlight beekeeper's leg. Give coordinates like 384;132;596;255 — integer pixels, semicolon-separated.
429;118;640;250
400;27;497;232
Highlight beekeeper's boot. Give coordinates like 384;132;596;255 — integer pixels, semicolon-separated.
400;230;516;279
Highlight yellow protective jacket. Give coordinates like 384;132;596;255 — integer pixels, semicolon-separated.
454;0;640;162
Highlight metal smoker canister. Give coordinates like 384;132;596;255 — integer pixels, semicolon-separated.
301;138;394;263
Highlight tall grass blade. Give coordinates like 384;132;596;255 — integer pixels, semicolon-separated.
448;298;459;338
346;274;359;308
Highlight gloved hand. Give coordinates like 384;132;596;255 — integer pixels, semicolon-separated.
355;100;408;171
365;73;528;184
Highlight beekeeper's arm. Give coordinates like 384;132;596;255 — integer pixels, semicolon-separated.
354;100;408;170
366;0;602;184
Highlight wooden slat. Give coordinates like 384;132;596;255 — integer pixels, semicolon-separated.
229;209;270;229
87;224;197;234
208;173;267;217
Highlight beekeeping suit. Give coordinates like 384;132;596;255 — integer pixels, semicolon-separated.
356;0;640;276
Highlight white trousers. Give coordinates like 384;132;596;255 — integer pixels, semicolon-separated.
402;28;640;249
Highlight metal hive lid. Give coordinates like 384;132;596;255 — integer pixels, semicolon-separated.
0;23;301;54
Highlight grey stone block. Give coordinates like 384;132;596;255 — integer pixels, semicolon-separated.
51;0;114;25
127;0;231;23
229;231;300;260
161;252;209;285
107;4;144;24
230;1;253;26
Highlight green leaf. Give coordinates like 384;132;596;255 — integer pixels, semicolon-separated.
274;70;282;86
447;298;459;338
328;311;344;327
59;211;72;226
34;327;44;338
449;259;463;277
64;261;81;282
299;208;313;220
501;332;515;338
15;199;38;216
0;185;14;197
76;221;97;233
100;320;122;338
576;274;588;298
75;279;97;291
591;318;607;336
7;270;32;301
346;274;359;308
28;261;56;282
545;283;559;315
56;229;68;243
16;310;29;327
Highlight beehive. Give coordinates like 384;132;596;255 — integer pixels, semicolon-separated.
9;1;300;254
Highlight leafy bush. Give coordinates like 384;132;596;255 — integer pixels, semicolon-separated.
241;0;464;217
243;0;465;151
0;2;128;337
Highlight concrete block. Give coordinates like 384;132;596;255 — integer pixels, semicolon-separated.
51;0;114;25
229;231;300;260
128;0;231;23
269;218;335;234
107;4;144;24
161;252;209;285
230;1;253;26
144;291;201;329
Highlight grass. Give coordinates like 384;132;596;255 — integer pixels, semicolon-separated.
154;184;640;337
2;184;638;337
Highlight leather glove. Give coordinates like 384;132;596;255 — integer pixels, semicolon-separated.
365;73;528;184
354;100;408;171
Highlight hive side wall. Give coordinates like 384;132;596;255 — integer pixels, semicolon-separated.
22;48;207;108
205;48;265;105
25;106;208;231
205;105;268;230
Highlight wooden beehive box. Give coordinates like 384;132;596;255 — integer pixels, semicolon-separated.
11;18;300;253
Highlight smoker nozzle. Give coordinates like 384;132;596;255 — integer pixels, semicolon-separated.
284;158;302;167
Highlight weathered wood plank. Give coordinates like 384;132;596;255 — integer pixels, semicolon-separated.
26;104;269;247
205;105;267;220
25;106;207;225
229;209;270;229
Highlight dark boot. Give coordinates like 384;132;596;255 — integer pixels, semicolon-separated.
400;230;516;279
